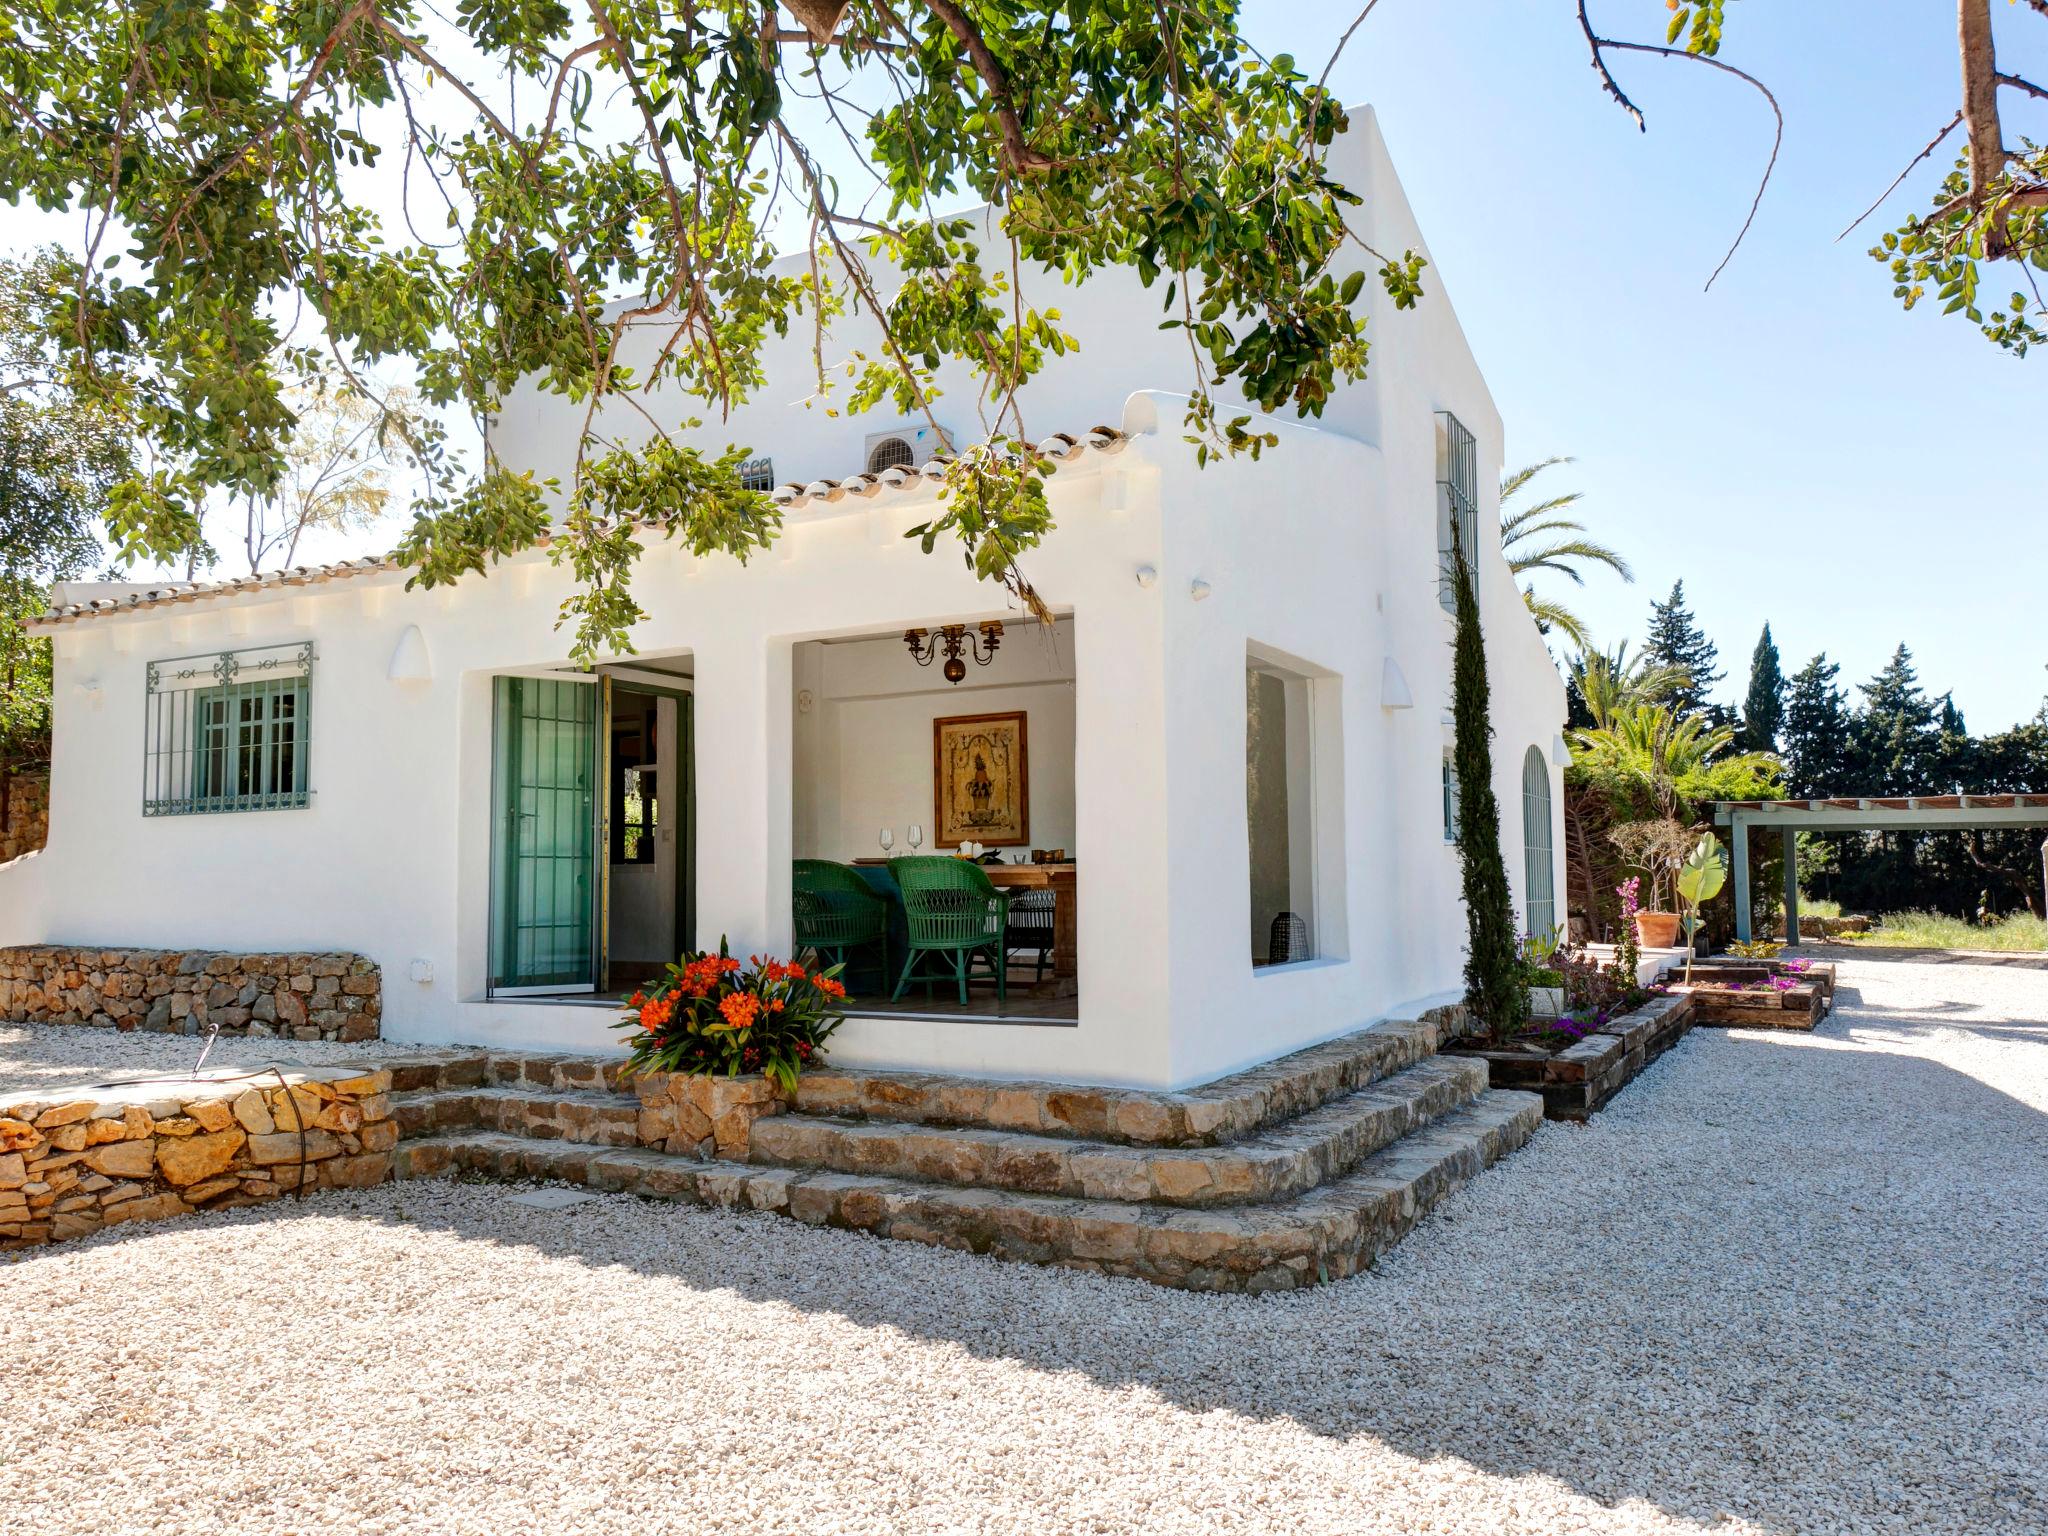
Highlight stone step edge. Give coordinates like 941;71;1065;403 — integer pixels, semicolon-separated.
390;1082;645;1148
746;1055;1489;1208
789;1015;1445;1147
392;1089;1541;1293
382;1014;1444;1149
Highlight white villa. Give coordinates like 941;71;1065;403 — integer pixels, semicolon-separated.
1;108;1567;1094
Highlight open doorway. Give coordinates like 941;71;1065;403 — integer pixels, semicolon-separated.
790;618;1078;1023
486;659;694;998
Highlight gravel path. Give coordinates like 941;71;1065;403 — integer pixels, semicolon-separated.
3;955;2045;1535
0;1022;437;1097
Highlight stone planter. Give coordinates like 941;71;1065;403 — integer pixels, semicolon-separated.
631;1071;793;1159
1442;993;1696;1122
1529;985;1564;1018
1682;959;1837;1004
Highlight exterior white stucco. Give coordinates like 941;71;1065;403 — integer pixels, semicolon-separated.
1;108;1567;1091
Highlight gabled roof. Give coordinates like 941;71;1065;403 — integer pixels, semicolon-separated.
23;425;1128;631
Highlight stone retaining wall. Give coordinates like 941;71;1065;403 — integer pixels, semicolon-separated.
0;947;380;1041
0;772;48;864
0;1064;396;1248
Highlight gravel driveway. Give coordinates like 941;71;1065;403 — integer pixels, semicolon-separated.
3;954;2044;1535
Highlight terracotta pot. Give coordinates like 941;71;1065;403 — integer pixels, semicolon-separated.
1634;911;1683;948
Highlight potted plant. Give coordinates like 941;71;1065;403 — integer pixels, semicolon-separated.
1675;834;1729;983
612;937;849;1093
1609;818;1695;948
1520;925;1567;1016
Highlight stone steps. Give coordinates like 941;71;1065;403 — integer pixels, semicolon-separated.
747;1055;1487;1207
393;1088;1542;1292
391;1084;642;1148
788;1016;1443;1145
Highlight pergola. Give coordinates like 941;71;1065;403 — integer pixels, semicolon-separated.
1710;795;2048;942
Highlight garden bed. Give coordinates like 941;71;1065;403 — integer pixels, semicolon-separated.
1443;993;1696;1122
1676;979;1826;1031
1682;958;1837;1003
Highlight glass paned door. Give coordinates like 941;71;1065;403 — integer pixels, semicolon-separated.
1522;745;1556;938
491;676;600;993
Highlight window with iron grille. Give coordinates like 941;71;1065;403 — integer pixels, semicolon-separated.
143;643;313;815
1442;750;1461;843
738;455;776;492
1435;411;1479;614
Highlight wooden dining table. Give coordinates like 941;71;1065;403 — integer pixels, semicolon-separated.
853;859;1078;998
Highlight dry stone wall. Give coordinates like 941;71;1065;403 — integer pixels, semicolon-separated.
0;947;380;1041
0;1064;396;1248
0;772;48;864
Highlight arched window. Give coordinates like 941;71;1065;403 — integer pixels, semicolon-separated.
1521;745;1555;938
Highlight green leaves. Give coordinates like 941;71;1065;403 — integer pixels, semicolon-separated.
2;1;1415;655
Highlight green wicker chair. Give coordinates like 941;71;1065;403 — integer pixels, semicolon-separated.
889;856;1008;1006
792;860;889;993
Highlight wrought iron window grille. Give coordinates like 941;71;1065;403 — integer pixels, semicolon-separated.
143;642;314;815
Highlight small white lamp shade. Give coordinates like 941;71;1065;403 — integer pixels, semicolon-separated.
1380;657;1414;711
387;624;432;683
1551;733;1573;766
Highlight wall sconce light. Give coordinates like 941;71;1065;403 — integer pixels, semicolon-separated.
1189;578;1212;602
1134;564;1158;589
904;621;1003;684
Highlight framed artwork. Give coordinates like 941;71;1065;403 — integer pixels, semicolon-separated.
933;711;1030;846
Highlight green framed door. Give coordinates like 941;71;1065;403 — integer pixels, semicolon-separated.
490;675;601;993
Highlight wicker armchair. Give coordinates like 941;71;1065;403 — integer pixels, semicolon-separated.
888;856;1008;1005
1005;888;1057;985
792;859;889;992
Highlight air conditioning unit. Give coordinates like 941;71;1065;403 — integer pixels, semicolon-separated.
863;424;951;476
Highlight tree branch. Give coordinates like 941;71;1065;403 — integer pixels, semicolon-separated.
1576;1;1644;131
1575;21;1784;290
1997;72;2048;105
1836;111;1963;241
919;0;1052;172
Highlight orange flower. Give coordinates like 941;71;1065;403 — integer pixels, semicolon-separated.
627;991;647;1009
785;962;806;980
813;976;847;1000
719;992;761;1030
769;997;785;1013
720;956;743;974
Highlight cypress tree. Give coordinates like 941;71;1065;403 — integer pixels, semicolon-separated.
1644;580;1723;718
1743;624;1785;752
1448;518;1526;1042
1856;644;1939;794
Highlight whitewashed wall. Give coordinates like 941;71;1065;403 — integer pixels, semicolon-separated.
0;108;1567;1090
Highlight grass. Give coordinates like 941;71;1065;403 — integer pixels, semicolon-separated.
1835;909;2048;952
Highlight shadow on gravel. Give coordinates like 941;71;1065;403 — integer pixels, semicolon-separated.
301;1023;2048;1533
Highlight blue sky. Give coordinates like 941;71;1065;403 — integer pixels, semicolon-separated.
8;4;2044;726
1261;0;2047;730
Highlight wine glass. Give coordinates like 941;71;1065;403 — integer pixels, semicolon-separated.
907;823;924;853
878;827;894;857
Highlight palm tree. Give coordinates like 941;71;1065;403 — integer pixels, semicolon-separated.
1500;456;1633;650
1568;640;1686;730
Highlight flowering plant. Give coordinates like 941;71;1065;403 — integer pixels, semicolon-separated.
1609;878;1643;991
612;937;848;1093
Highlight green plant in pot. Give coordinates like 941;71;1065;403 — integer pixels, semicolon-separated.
1609;818;1694;948
1676;834;1730;984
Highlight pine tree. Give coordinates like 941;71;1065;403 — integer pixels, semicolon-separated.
1643;580;1723;719
1448;518;1525;1042
1742;624;1785;753
1781;654;1855;797
1855;645;1940;795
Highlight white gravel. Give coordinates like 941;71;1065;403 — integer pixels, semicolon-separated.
3;954;2045;1535
0;1022;438;1098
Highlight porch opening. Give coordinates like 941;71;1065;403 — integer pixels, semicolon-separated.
790;616;1078;1023
486;654;695;999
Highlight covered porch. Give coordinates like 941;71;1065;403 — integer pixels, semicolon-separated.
789;617;1080;1025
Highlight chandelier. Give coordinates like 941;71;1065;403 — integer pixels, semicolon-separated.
904;621;1003;684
